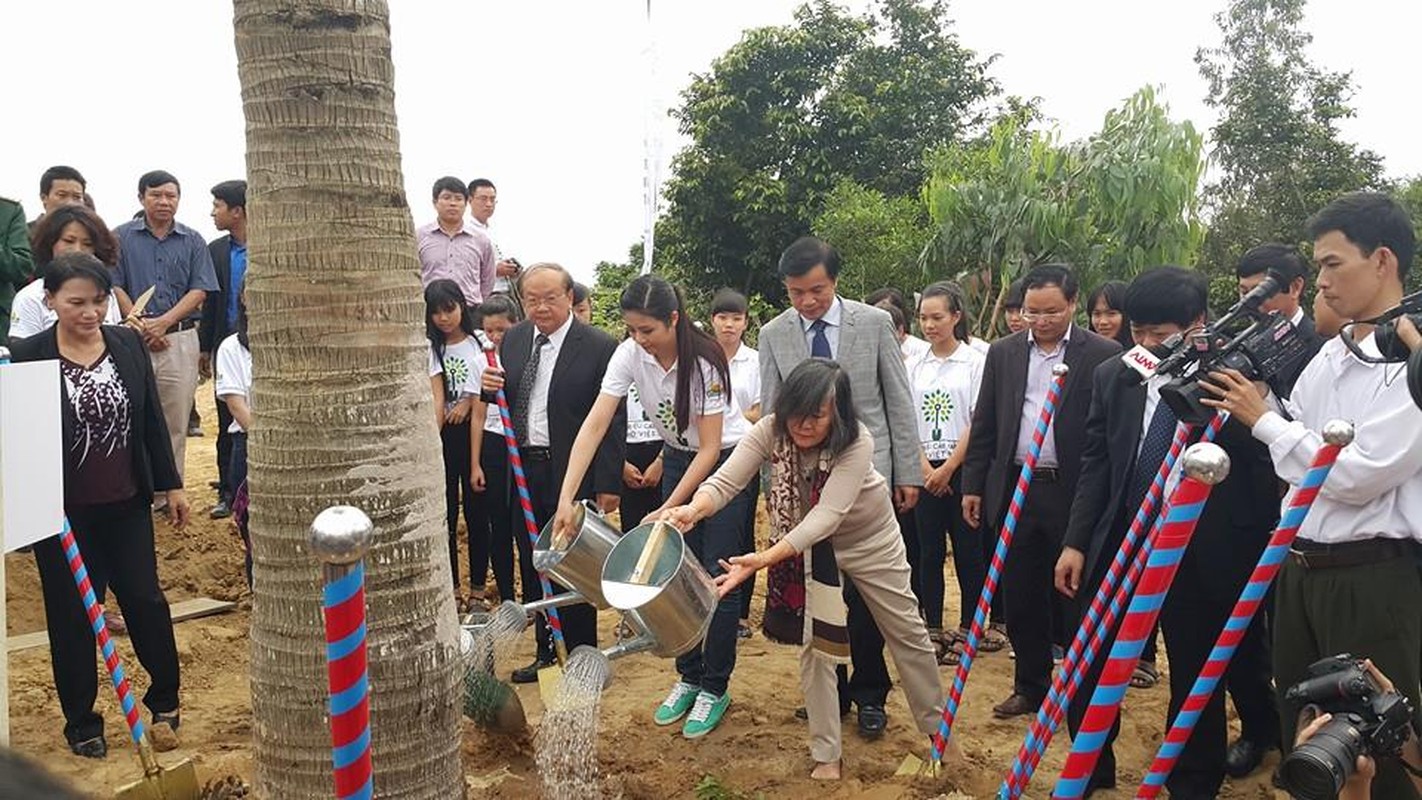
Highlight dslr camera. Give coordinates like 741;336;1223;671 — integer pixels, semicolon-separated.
1277;654;1416;800
1150;269;1314;423
1338;288;1422;410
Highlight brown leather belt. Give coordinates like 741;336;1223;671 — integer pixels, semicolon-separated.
1015;464;1059;482
1288;537;1417;570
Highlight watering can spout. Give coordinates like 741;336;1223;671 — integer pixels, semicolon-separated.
602;633;658;662
519;591;588;617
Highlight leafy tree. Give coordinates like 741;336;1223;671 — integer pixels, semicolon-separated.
659;0;995;300
923;88;1206;336
1195;0;1384;274
812;180;932;301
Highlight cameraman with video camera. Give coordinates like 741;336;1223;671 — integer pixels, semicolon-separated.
1202;192;1422;799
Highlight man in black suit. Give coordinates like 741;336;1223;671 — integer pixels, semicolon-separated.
198;180;248;519
479;262;625;682
961;264;1121;720
1055;267;1282;798
1236;243;1325;399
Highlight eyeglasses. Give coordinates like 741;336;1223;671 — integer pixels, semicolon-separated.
524;293;567;309
1020;309;1069;323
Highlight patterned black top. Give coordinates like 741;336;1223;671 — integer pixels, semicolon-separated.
59;351;137;505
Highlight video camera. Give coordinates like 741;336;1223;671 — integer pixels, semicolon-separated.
1338;288;1422;410
1277;654;1416;800
1146;269;1313;424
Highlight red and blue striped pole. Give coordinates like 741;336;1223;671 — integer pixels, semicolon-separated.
1002;412;1228;798
474;331;568;664
1050;442;1231;799
1134;420;1355;798
930;363;1070;766
310;505;376;800
59;519;146;747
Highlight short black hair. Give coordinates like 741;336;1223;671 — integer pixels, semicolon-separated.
475;294;521;324
1307;191;1416;282
40;165;86;196
211;180;248;211
137;170;180;197
1021;263;1078;302
1003;278;1026;311
431;176;468;202
1124;266;1207;328
778;236;841;279
865;287;909;319
772;358;859;457
467;178;496;194
43;251;113;296
572;281;590;305
1236;243;1307;283
710;288;749;316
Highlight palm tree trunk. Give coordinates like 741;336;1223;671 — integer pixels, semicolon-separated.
233;2;462;796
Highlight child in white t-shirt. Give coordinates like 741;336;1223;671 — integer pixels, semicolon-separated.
215;301;254;586
467;294;521;602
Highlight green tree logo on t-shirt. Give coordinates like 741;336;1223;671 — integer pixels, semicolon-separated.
922;389;954;441
656;398;689;447
444;355;470;388
630;384;651;421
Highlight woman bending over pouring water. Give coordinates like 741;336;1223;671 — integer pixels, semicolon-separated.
660;358;944;780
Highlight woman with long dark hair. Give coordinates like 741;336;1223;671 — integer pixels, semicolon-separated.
1086;280;1132;348
11;205;122;339
662;358;942;780
11;252;186;758
555;273;753;739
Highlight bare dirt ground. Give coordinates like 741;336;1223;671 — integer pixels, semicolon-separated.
6;390;1282;798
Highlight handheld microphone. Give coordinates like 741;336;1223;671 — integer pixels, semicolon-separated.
1122;334;1183;384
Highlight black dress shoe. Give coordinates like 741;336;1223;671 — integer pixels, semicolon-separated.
511;657;556;684
69;735;107;759
1225;737;1273;778
991;692;1038;718
857;704;887;738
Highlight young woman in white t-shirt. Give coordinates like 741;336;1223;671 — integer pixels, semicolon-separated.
910;281;991;664
214;298;253;586
425;279;485;598
467;295;521;602
710;288;763;639
555;274;752;740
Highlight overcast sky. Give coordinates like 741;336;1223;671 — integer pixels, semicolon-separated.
3;1;1415;283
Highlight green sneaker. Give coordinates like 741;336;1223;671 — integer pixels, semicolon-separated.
682;691;731;739
653;681;700;726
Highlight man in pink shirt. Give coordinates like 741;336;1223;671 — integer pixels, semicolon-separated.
417;176;495;307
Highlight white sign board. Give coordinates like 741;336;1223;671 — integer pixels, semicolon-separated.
0;360;64;552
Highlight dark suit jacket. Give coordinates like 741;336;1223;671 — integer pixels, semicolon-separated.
1063;357;1281;586
11;325;182;503
199;234;236;353
1271;312;1325;399
962;327;1121;528
498;317;625;498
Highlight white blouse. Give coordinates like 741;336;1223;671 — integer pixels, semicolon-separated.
909;343;985;461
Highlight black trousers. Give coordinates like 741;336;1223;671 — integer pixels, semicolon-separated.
215;389;234;501
440;419;479;591
915;470;984;630
33;496;180;745
1001;477;1070;702
230;432;251;586
619;440;663;535
520;457;597;662
473;430;515;601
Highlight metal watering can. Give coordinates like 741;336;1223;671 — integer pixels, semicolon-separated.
531;501;622;609
599;520;718;659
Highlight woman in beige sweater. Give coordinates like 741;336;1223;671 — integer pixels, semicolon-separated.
661;358;943;779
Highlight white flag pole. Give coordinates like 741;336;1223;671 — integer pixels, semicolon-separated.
640;0;661;275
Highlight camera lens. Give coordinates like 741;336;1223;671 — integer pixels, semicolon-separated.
1278;716;1365;800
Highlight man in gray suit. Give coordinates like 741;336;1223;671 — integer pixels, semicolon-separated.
760;236;924;739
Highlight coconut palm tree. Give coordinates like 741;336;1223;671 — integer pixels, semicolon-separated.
233;1;462;796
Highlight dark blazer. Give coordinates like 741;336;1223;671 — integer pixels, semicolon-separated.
961;327;1121;528
1271;312;1325;399
1063;357;1280;585
498;317;625;498
11;325;182;503
199;234;236;353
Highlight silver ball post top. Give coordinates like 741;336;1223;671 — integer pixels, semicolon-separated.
1051;364;1070;377
0;345;11;362
309;505;375;565
1181;442;1231;486
1321;419;1356;447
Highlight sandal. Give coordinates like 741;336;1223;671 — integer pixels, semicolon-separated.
1130;660;1160;689
937;628;968;666
979;622;1008;653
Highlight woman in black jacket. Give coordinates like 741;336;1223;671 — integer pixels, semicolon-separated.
10;252;187;759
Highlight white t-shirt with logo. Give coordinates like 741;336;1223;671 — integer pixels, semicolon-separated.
909;343;985;462
9;279;123;340
625;383;663;444
600;338;746;451
726;343;761;419
900;334;931;363
214;333;253;434
428;337;484;416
